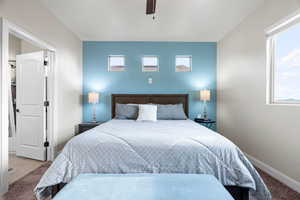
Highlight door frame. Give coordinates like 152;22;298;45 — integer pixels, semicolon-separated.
0;18;56;193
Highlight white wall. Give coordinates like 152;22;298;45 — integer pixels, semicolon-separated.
21;39;41;54
0;0;82;153
8;34;20;60
218;0;300;185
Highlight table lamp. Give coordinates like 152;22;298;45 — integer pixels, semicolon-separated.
200;89;211;120
88;92;99;123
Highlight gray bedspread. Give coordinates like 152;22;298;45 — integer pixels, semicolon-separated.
35;119;271;200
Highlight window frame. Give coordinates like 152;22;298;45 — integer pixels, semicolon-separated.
175;55;192;72
141;55;159;72
266;11;300;105
108;55;126;72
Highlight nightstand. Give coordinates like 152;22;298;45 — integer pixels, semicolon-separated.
78;122;104;135
194;118;216;129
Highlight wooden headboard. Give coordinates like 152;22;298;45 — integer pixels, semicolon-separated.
111;94;189;118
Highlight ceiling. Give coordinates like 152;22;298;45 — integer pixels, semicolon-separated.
40;0;264;42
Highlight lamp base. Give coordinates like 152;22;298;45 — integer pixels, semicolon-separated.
203;112;208;120
202;101;208;120
92;104;97;123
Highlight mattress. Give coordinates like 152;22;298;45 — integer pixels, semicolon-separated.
35;119;271;200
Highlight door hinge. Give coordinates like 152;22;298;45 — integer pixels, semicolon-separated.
44;141;49;147
44;101;50;107
44;60;48;66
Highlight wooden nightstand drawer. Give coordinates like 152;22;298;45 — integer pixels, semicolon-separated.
78;122;104;135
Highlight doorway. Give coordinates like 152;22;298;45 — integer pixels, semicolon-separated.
0;18;56;194
8;34;47;185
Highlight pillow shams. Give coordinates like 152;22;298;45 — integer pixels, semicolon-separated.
115;104;138;119
115;103;187;120
136;105;157;122
157;104;187;120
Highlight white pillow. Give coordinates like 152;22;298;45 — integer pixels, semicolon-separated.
136;104;157;122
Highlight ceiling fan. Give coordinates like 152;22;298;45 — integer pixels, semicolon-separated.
146;0;157;19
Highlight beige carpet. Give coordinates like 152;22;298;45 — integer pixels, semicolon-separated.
9;153;45;185
3;162;51;200
2;164;300;200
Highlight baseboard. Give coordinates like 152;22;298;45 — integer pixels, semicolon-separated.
246;153;300;193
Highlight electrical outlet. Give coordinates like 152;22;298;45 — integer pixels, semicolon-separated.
148;77;153;84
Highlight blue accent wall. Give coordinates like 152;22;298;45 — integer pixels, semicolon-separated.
83;42;217;124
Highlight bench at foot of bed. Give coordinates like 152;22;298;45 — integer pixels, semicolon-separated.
51;174;249;200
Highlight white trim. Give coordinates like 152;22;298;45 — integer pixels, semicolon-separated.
265;9;300;37
266;37;275;105
46;50;56;161
246;153;300;193
0;18;57;193
8;21;55;51
216;43;220;133
0;18;9;194
266;103;300;107
265;12;300;105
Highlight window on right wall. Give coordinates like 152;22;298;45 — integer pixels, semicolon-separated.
267;16;300;104
175;56;192;72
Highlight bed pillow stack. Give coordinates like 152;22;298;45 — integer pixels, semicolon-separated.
157;104;187;120
115;103;187;121
115;104;139;119
136;105;157;122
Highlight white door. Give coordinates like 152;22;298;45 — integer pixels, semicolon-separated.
16;51;47;161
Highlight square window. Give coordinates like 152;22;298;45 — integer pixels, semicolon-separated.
142;56;159;72
108;55;125;72
176;56;192;72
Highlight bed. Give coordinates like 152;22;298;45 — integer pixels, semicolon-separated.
34;94;271;200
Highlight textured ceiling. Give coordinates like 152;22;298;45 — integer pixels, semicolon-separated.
40;0;265;41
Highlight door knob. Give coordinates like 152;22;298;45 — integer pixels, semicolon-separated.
16;109;20;112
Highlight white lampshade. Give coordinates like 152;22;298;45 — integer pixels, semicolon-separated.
200;89;211;102
88;92;99;104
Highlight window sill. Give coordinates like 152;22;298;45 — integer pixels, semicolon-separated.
266;102;300;106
